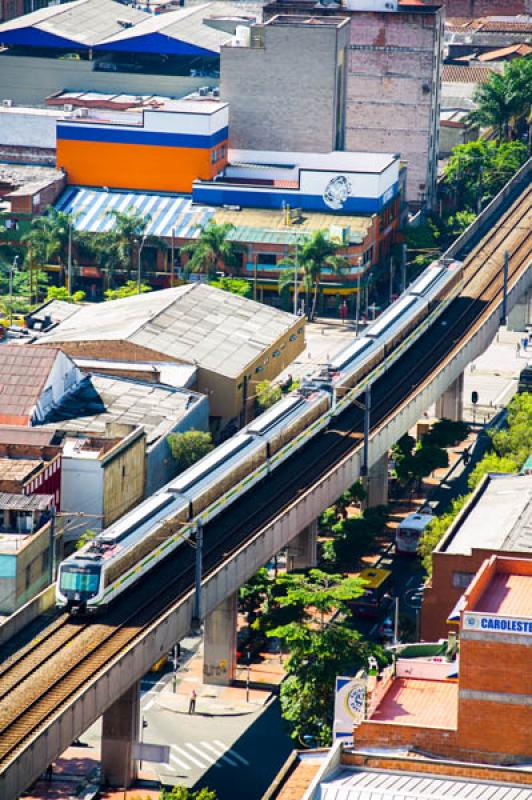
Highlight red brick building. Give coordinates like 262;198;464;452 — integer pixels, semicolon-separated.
352;555;532;764
421;473;532;641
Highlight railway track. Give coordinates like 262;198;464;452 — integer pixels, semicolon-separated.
0;182;530;774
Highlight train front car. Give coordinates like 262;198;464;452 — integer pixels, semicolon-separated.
56;555;103;614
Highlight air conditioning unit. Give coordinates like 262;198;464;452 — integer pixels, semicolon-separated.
116;17;133;27
63;103;74;112
212;87;220;97
76;107;89;117
2;98;13;107
198;86;210;96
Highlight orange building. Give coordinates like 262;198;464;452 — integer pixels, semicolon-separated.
56;94;228;193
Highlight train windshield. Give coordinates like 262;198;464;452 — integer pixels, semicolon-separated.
59;564;101;597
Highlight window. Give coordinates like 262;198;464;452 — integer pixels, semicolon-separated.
272;350;281;357
255;366;264;374
25;565;31;590
41;550;49;575
452;571;474;589
289;334;297;342
257;253;277;265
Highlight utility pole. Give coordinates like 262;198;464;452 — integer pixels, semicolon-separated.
67;222;73;296
401;243;407;294
137;234;147;294
362;383;371;477
193;521;203;629
293;238;299;316
501;250;509;325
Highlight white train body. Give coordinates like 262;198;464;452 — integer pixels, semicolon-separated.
56;259;463;615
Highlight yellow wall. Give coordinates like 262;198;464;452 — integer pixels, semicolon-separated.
103;434;146;527
57;139;228;193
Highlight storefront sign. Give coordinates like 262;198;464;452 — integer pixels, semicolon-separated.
463;612;532;635
333;675;367;744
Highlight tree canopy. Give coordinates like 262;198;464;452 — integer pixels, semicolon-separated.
167;430;214;474
467;58;532;141
180;221;238;279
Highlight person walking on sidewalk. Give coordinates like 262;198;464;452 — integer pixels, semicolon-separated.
188;688;197;714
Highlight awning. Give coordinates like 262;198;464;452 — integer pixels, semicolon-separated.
55;186;216;240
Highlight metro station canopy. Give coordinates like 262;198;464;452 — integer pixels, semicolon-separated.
0;0;256;57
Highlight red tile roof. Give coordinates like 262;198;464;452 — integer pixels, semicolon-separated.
0;344;59;422
442;64;496;83
478;43;532;60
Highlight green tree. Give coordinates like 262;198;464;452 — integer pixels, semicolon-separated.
167;430;214;474
489;392;532;467
467;59;532;142
160;788;218;800
75;528;96;550
467;452;519;490
95;208;163;288
422;419;470;449
278;230;349;320
239;567;271;616
180;221;238;280
209;276;251;298
255;380;282;412
21;209;78;275
46;285;86;304
104;280;151;301
264;569;383;744
444;140;528;213
445;210;476;239
418;495;469;575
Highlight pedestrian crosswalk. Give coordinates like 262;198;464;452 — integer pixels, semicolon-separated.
166;739;250;774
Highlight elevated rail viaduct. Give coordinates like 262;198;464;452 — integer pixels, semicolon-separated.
0;160;530;798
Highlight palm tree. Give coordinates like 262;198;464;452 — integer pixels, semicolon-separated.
21;209;77;276
279;231;349;320
467;68;524;142
95;208;164;289
180;221;237;280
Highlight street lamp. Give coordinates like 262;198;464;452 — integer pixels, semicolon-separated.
8;255;20;327
137;233;148;294
67;221;73;296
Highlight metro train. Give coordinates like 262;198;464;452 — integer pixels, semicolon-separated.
56;258;463;615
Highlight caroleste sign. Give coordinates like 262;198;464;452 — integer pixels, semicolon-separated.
463;612;532;635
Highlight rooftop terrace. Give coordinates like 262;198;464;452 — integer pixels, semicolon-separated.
370;678;458;730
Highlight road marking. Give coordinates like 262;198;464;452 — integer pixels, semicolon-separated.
213;740;250;766
169;750;191;771
141;675;168;695
185;743;222;768
173;744;207;769
201;741;239;766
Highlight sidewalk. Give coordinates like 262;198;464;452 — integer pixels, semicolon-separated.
157;641;284;717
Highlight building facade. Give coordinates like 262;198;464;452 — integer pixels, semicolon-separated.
223;0;443;209
221;15;350;153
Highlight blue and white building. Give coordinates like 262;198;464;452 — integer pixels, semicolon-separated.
192;149;401;215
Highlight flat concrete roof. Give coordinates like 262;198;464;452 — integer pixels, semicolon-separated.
441;474;532;556
370;678;458;730
474;573;532;617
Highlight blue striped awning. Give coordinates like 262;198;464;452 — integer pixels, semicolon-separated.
54;186;216;240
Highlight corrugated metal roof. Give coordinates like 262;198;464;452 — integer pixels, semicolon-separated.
0;0;148;47
55;187;215;240
38;284;301;379
96;1;259;54
0;492;53;511
0;345;59;420
319;768;532;799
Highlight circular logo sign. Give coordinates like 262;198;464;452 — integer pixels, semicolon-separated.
323;175;352;210
346;685;365;717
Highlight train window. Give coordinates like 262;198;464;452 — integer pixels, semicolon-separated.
272;350;281;357
255;366;264;373
60;565;100;596
289;334;297;341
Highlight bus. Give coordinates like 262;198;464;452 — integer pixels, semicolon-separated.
349;567;393;619
395;512;434;555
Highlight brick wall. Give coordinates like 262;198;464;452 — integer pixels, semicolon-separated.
441;0;530;14
458;697;532;759
342;751;532;784
345;10;442;208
